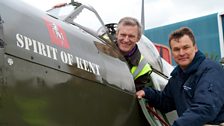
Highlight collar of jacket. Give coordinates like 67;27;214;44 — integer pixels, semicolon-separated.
171;50;206;77
124;45;141;66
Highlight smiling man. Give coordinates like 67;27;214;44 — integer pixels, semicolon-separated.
136;27;224;126
170;32;198;70
116;17;152;91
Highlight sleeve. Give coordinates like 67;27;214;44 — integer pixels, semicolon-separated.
172;68;224;126
143;80;176;113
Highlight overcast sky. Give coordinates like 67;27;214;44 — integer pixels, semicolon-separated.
22;0;224;29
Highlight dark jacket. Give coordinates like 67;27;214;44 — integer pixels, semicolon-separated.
143;51;224;126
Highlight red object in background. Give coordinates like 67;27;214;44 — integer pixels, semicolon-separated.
154;43;172;64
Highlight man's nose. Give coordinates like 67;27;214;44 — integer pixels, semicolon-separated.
179;49;185;55
123;36;130;41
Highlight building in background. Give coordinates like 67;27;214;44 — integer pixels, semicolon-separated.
144;12;224;65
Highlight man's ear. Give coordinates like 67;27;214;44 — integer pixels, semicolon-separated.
194;44;198;51
136;35;141;43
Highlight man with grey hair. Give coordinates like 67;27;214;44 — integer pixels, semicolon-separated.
116;17;152;91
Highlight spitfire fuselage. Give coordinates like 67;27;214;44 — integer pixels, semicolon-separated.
0;0;151;126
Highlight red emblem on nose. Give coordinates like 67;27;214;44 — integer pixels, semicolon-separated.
44;19;70;49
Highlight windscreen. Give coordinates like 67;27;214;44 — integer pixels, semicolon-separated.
47;4;74;20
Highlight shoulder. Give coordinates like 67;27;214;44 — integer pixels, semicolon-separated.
199;58;223;72
196;59;224;101
198;58;224;82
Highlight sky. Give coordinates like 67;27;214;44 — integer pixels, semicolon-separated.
22;0;224;29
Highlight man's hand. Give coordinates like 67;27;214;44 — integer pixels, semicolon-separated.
52;3;67;8
136;90;145;99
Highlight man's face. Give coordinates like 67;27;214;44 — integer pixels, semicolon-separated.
170;35;198;70
116;25;139;55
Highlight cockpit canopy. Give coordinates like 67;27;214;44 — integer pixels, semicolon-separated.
47;2;112;43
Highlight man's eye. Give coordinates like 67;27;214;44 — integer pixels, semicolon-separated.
183;46;190;50
129;35;135;38
120;34;126;37
173;48;179;52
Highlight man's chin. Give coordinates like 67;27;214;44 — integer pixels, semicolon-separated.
179;62;189;68
120;48;130;53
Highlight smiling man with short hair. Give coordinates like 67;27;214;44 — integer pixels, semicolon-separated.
136;27;224;126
